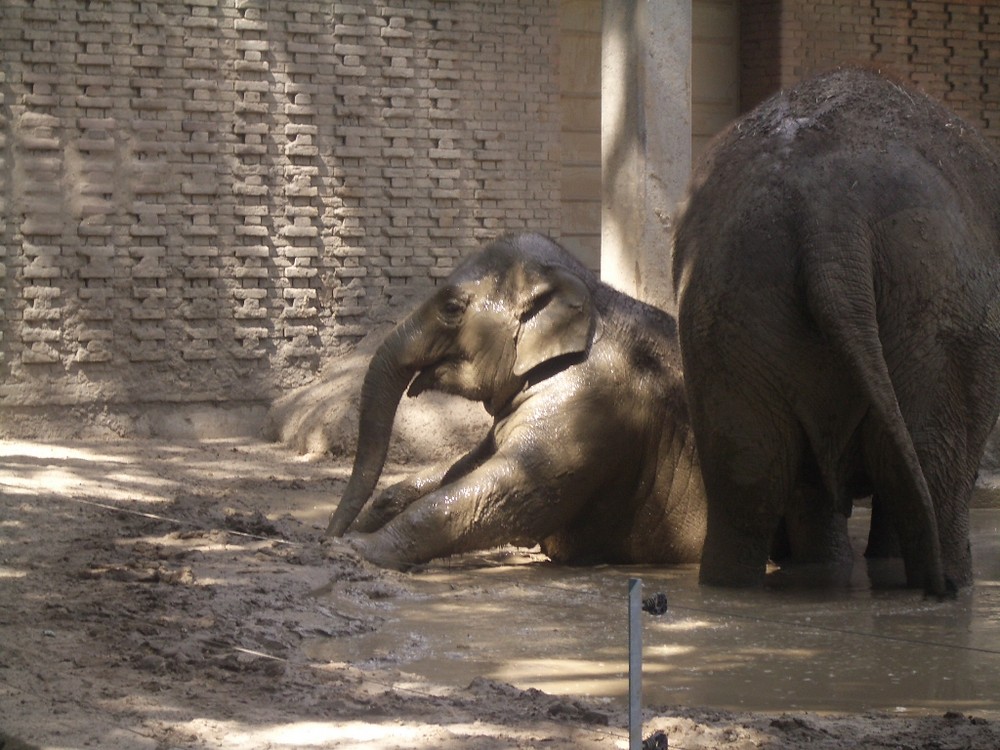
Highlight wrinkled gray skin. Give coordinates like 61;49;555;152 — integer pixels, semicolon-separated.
326;233;706;569
673;68;1000;595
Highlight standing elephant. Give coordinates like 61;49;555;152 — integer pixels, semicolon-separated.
672;68;1000;595
325;232;706;569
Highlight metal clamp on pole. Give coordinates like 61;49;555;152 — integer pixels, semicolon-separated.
629;578;670;750
628;577;643;750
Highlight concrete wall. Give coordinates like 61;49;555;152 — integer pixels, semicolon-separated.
0;0;561;417
12;0;994;425
692;0;739;159
601;0;691;310
559;0;602;270
742;0;1000;142
559;0;739;273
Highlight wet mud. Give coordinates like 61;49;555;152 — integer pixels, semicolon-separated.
308;508;1000;715
1;437;999;749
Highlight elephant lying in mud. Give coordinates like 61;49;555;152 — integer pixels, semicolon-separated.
673;68;1000;596
326;233;707;569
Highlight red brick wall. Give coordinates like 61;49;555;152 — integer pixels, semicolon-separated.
741;0;1000;141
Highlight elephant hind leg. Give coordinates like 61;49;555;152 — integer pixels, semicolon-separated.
864;493;901;559
905;355;996;588
862;354;985;590
696;413;801;588
914;437;975;589
700;491;780;587
770;441;854;587
860;422;954;592
803;231;949;596
783;486;852;566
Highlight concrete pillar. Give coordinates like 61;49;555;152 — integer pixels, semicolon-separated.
601;0;692;312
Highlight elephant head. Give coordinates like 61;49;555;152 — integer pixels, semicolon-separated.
325;233;598;537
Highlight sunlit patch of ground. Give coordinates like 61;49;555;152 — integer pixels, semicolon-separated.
2;437;1000;750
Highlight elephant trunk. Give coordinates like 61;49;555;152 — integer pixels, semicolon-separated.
325;314;425;537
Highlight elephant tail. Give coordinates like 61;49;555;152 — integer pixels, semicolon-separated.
802;232;950;597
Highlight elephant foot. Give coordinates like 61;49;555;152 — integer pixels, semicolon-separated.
863;556;960;598
896;552;955;599
941;543;974;593
340;531;415;572
913;569;958;601
320;533;415;574
766;559;854;590
863;556;908;589
698;559;767;588
863;539;902;559
319;535;367;565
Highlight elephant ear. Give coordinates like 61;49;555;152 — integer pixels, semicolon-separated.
513;266;596;377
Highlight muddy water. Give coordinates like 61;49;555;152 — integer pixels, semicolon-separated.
310;507;1000;715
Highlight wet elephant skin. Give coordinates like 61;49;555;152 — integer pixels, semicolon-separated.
326;232;707;570
673;68;1000;596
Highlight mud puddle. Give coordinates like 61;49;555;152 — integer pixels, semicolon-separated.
310;508;1000;716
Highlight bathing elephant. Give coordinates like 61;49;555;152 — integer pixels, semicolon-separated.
325;232;706;569
672;68;1000;595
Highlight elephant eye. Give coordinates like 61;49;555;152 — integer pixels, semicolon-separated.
441;297;468;321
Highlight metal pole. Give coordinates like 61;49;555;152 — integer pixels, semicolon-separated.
628;577;642;750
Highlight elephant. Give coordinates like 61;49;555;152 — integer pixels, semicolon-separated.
672;68;1000;596
325;232;707;569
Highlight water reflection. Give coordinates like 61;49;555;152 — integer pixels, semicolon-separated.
312;508;1000;715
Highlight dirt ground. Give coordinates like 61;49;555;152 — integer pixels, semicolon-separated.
2;436;1000;749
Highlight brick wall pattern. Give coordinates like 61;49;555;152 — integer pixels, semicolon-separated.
0;0;560;408
741;0;1000;144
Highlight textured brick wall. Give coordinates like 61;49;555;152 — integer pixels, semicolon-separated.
0;0;560;410
741;0;1000;142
